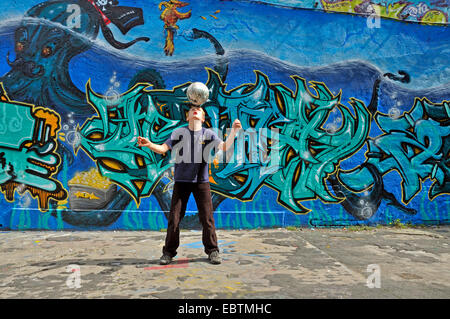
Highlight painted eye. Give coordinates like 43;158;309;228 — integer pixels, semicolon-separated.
15;42;25;52
14;27;28;43
41;46;53;57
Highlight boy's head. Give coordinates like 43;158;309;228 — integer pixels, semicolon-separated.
186;82;209;106
187;105;206;122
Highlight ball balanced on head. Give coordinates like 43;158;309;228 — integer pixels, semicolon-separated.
187;82;209;106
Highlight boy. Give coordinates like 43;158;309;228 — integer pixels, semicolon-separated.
137;82;242;265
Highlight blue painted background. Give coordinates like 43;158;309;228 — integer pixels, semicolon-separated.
0;0;448;230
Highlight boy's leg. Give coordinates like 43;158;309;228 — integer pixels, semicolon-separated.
192;182;219;255
162;182;192;257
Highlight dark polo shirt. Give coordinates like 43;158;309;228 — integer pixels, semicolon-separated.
164;126;222;183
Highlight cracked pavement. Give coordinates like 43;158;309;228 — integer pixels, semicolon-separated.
0;226;449;298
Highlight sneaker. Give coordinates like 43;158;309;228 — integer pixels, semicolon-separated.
208;251;221;264
159;254;172;265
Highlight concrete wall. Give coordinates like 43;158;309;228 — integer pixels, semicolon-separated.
0;0;448;230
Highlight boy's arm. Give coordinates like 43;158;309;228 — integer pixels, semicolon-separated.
149;142;170;154
219;119;242;151
137;136;170;154
219;130;236;152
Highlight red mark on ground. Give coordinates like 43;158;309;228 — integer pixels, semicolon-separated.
144;258;189;270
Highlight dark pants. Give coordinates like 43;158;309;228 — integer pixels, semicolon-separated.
163;182;219;257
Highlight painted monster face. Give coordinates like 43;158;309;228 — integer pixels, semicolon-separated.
8;25;75;80
1;1;98;114
1;0;149;114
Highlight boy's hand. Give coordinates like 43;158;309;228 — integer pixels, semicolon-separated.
137;136;151;147
231;119;242;133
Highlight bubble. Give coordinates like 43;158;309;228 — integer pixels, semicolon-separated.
66;131;82;146
63;124;69;131
325;123;338;134
19;193;31;208
359;199;365;205
114;81;120;88
388;107;401;119
360;206;373;219
17;183;26;193
104;88;120;105
17;170;26;180
179;29;195;41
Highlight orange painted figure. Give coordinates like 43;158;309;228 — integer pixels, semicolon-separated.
159;0;192;56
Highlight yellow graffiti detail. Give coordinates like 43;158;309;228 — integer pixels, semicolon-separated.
34;108;60;137
69;168;112;190
319;0;442;23
376;3;410;19
321;0;360;13
420;10;447;24
74;191;100;200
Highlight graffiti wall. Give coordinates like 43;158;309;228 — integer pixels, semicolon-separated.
0;0;448;230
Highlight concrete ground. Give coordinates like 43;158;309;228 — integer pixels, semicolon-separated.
0;226;449;299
